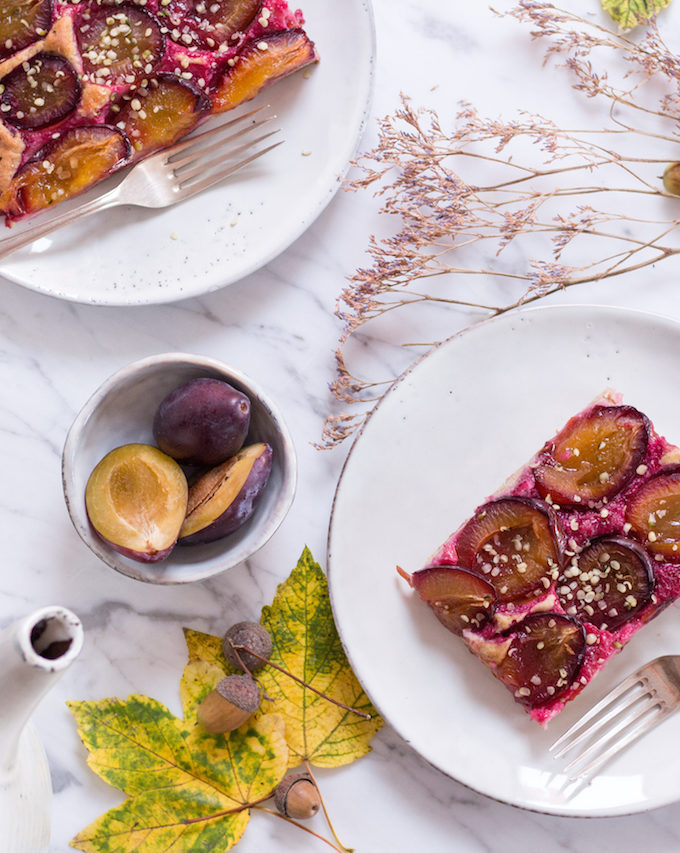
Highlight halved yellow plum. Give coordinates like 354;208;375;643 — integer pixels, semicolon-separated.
112;74;210;156
0;0;51;59
455;497;562;603
0;125;130;220
398;565;497;635
85;443;188;563
534;405;649;507
626;467;680;561
212;29;317;114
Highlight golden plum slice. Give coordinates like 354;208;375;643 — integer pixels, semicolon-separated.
199;0;260;38
626;467;680;560
558;536;654;631
455;498;562;603
77;5;164;85
0;125;130;220
173;0;261;47
212;29;318;114
112;74;210;156
180;442;272;544
1;53;81;129
85;444;189;563
495;613;586;709
0;0;51;59
397;565;497;635
534;405;649;507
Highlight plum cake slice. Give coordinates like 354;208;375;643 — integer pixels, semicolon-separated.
398;391;680;724
0;0;318;222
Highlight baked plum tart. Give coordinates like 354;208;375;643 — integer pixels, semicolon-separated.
399;391;680;724
0;0;318;222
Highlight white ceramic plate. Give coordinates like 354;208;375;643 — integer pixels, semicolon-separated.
0;0;375;305
328;304;680;817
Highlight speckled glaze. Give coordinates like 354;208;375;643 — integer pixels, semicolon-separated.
61;352;297;583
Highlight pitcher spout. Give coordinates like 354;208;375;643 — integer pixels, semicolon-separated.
0;606;83;778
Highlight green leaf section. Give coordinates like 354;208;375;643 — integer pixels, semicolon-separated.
69;696;287;852
601;0;671;29
258;546;383;768
181;628;234;726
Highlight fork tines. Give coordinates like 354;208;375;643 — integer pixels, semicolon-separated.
166;106;283;196
549;661;673;784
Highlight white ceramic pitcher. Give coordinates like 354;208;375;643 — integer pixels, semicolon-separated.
0;606;83;852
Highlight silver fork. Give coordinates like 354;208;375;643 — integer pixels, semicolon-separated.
0;106;282;260
549;654;680;783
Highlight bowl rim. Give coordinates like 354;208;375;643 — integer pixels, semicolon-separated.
61;352;298;584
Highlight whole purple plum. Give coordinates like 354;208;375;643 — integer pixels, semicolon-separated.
153;377;250;466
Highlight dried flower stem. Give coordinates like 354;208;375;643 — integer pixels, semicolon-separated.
322;2;680;447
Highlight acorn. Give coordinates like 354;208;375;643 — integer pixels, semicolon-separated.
663;162;680;196
273;773;321;820
222;621;273;672
197;674;261;733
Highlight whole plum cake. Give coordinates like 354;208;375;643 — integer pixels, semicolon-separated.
0;0;318;222
398;391;680;725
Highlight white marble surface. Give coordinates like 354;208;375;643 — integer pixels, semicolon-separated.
4;0;680;851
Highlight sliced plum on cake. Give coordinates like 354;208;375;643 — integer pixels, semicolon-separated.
0;0;51;59
490;613;586;709
77;5;165;86
1;54;81;130
557;536;654;631
169;0;262;48
212;29;318;113
111;75;211;156
397;565;497;635
454;497;563;603
0;126;130;219
533;405;649;508
626;466;680;560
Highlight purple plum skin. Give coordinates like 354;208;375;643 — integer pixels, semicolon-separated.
180;444;273;545
153;377;251;466
99;537;176;563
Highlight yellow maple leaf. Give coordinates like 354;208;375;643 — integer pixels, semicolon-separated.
601;0;671;30
68;696;288;852
258;546;383;768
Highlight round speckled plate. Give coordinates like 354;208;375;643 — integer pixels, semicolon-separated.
328;304;680;817
0;0;375;305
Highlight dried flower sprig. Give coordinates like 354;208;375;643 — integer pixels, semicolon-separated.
321;1;680;448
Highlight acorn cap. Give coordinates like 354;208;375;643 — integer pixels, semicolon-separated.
197;674;261;733
273;773;321;820
222;621;273;672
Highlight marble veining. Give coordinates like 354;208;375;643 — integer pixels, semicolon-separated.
3;0;680;850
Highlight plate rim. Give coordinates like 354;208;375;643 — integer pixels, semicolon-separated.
327;302;680;818
0;0;377;306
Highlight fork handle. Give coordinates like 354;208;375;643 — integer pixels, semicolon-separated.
0;186;121;261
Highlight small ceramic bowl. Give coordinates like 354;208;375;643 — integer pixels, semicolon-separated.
62;353;297;584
